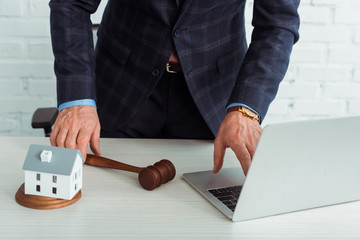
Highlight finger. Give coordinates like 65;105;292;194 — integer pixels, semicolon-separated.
76;128;91;160
65;128;78;149
50;123;60;146
56;128;69;148
245;136;257;159
230;143;251;175
213;137;226;174
90;123;101;156
246;127;262;159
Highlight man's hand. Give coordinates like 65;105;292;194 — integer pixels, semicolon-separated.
213;111;262;175
50;105;101;159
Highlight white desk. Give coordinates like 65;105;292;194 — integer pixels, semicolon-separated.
1;137;360;239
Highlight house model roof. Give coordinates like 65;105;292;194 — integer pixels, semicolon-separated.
23;144;84;175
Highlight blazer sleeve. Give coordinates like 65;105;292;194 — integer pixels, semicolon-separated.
49;0;101;106
227;0;300;122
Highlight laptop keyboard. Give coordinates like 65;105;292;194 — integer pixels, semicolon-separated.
208;186;243;212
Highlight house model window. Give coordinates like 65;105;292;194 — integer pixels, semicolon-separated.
36;173;40;181
36;185;40;192
53;175;57;183
52;187;57;194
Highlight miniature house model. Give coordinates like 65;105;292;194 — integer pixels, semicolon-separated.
22;144;85;200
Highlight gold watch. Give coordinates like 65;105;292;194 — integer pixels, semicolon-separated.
227;106;259;121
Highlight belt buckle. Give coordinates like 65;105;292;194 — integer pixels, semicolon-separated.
166;63;178;73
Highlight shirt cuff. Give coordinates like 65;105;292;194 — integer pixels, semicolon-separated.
226;103;261;122
58;99;97;111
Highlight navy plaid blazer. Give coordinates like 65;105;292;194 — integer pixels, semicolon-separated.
50;0;300;135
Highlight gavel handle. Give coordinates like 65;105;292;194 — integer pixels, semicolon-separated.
85;154;142;173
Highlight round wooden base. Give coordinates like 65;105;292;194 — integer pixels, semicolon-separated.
15;183;81;210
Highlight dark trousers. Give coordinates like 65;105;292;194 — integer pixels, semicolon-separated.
100;72;214;140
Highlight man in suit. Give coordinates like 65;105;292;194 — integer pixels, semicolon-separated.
49;0;300;175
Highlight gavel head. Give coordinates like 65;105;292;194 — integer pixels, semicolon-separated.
138;159;176;190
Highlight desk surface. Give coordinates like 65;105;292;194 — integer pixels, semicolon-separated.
1;137;360;239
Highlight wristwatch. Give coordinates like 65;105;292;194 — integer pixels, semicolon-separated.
227;106;259;121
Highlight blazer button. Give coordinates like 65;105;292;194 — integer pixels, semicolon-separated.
152;69;160;77
173;28;182;38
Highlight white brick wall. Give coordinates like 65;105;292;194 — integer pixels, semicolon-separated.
0;0;359;136
264;0;360;126
0;0;106;136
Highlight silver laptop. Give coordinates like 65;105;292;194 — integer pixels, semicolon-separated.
183;116;360;222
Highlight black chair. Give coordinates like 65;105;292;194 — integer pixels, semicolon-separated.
31;107;58;137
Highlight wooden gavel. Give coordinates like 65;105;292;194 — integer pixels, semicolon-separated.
85;154;176;190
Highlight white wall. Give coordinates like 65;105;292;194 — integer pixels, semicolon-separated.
263;0;360;126
0;0;359;136
0;0;107;136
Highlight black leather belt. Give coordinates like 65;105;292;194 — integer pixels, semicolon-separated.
166;63;182;73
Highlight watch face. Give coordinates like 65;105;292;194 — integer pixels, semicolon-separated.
240;107;259;120
244;108;257;118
